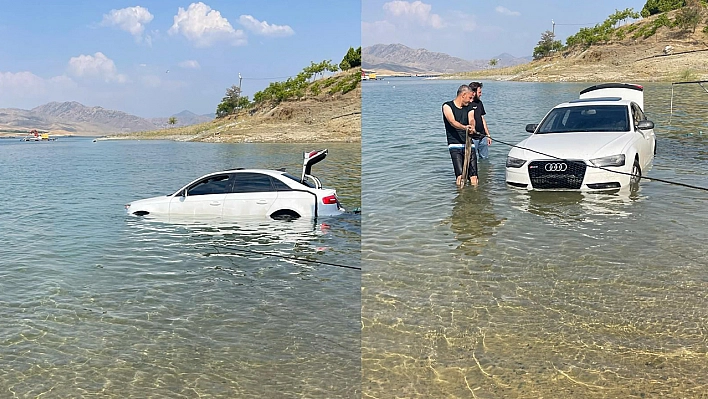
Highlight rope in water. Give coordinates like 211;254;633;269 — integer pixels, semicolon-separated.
209;244;361;271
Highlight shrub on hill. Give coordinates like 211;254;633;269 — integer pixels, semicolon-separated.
674;1;704;32
215;47;361;118
339;46;361;70
641;0;686;17
565;8;640;48
632;13;673;38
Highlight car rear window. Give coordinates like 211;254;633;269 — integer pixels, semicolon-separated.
282;173;315;188
537;105;629;133
231;172;275;193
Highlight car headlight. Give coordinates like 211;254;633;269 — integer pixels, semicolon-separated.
506;156;526;168
589;154;625;167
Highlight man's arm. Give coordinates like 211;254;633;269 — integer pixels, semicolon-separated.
443;104;473;132
481;115;491;145
465;108;476;133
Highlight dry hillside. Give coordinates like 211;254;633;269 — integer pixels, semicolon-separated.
456;9;708;82
109;69;361;143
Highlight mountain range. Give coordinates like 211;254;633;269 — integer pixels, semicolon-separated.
362;43;532;74
0;101;214;135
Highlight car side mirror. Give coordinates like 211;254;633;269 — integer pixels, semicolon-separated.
525;124;538;133
637;120;654;130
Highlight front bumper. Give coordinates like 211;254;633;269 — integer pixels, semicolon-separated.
505;159;631;191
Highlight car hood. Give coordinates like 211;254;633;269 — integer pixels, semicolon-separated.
510;132;633;160
128;195;171;206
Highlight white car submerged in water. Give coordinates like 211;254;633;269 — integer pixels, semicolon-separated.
125;149;345;219
505;83;656;191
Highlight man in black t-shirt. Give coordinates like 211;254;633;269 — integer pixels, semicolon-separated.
468;82;492;159
442;84;477;186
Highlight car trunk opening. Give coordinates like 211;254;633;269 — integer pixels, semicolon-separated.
300;149;327;189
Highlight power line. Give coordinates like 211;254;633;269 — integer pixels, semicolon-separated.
241;75;296;80
491;137;708;192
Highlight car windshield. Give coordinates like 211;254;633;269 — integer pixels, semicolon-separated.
282;172;315;188
537;105;630;133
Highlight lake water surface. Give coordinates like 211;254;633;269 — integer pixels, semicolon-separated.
362;79;708;397
0;139;361;398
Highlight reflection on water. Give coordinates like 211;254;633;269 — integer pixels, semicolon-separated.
512;189;641;222
363;80;708;397
446;169;506;256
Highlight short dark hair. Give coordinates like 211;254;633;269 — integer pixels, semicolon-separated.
469;81;483;91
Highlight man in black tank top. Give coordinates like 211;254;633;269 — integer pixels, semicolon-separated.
468;81;491;159
442;84;477;186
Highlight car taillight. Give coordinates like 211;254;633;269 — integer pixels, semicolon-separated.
322;194;338;205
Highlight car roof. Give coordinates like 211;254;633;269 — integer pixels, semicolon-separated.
554;97;634;108
208;168;286;175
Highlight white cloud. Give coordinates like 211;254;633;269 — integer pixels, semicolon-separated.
382;1;444;29
168;2;247;47
101;6;154;43
238;15;294;37
178;60;201;69
67;52;128;83
0;71;46;90
362;20;397;46
495;6;521;17
0;71;77;105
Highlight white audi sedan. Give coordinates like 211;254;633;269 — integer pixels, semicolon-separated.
125;149;345;219
506;83;656;191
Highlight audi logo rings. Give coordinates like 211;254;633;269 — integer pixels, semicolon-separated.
544;162;568;172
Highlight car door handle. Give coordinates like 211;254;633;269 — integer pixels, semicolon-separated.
210;201;221;206
256;200;268;204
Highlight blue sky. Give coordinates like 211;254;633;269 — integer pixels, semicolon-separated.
0;1;360;118
363;0;648;60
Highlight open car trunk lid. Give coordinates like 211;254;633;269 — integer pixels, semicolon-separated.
300;149;327;188
579;83;644;110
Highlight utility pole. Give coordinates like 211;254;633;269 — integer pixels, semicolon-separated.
552;19;555;35
238;73;242;91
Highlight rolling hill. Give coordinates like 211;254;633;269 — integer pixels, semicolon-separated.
362;43;531;74
0;102;214;136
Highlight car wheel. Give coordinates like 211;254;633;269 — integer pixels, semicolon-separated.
630;158;641;189
270;210;301;221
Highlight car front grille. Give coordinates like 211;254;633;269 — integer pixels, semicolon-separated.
528;160;586;189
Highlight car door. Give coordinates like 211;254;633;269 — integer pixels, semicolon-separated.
631;103;654;165
269;175;317;217
222;172;278;217
168;173;231;216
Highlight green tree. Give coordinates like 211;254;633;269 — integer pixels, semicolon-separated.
675;0;704;32
566;8;640;47
339;46;361;70
216;85;250;118
489;58;499;67
303;60;339;81
168;117;177;126
641;0;686;17
533;30;563;59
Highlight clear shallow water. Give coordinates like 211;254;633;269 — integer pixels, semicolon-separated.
0;138;360;397
362;79;708;397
